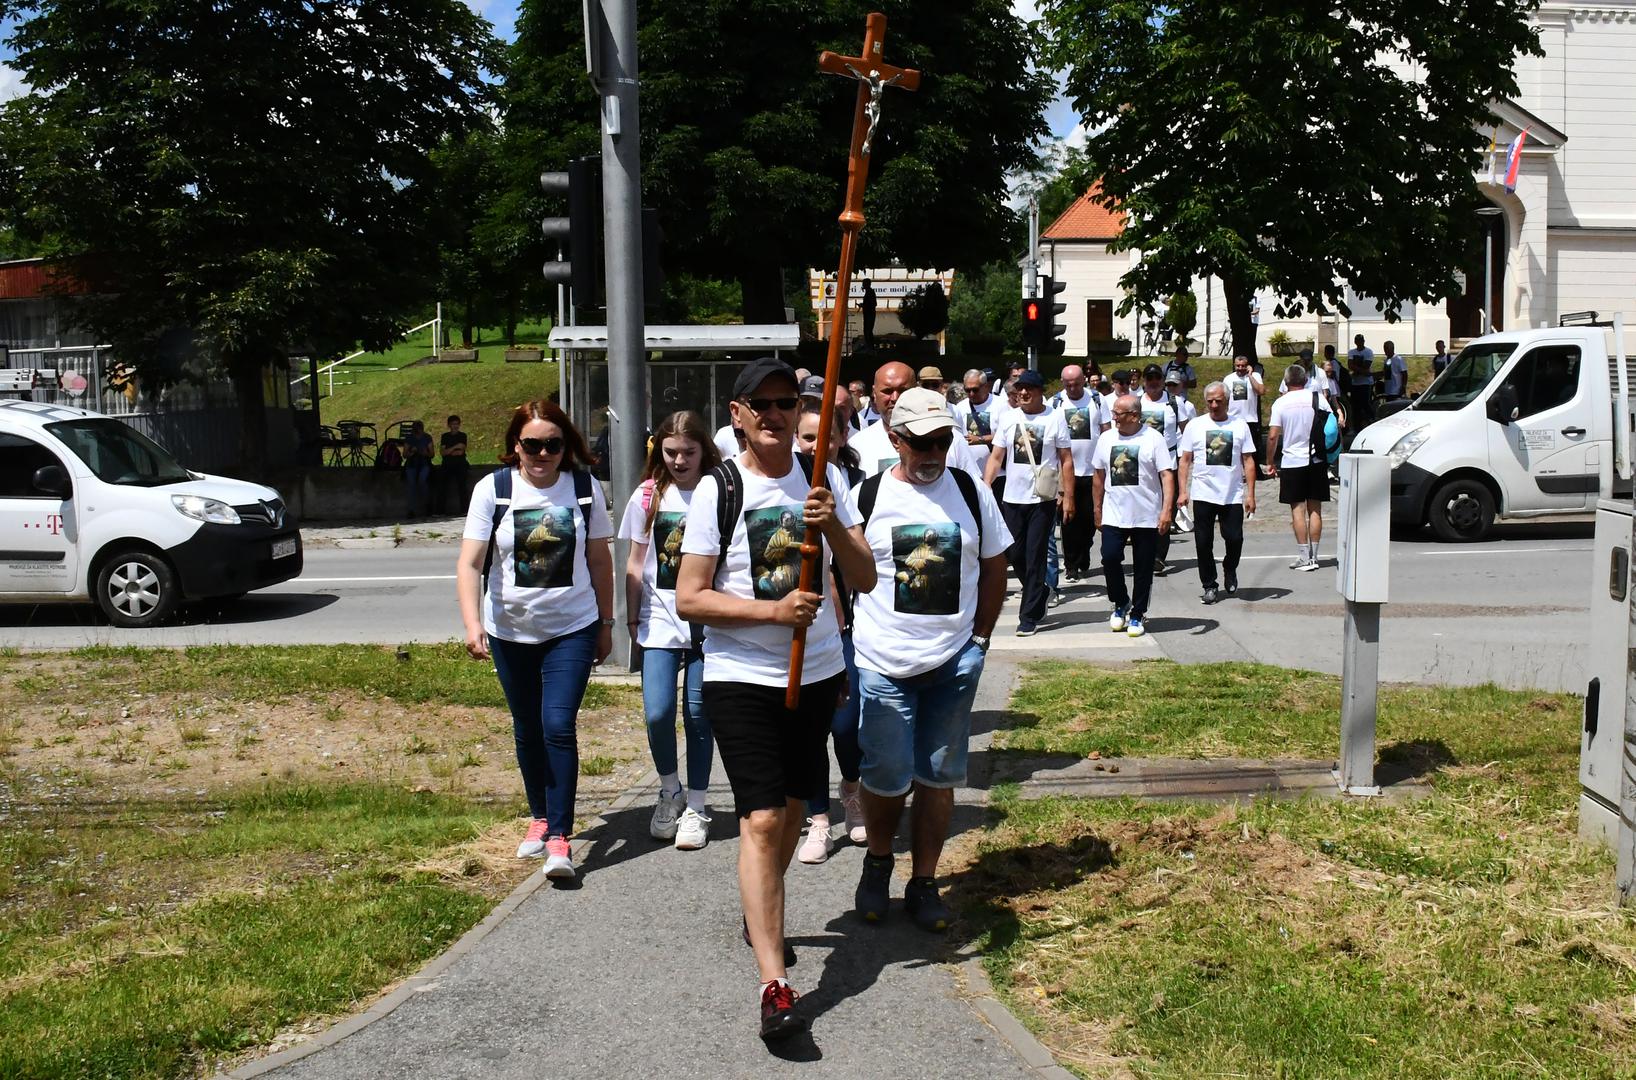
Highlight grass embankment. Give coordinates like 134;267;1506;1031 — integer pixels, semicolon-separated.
0;645;643;1080
318;319;560;466
956;661;1631;1078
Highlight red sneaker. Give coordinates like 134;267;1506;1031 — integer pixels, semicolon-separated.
759;980;805;1042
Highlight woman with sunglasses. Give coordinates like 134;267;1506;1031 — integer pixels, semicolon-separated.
457;400;614;882
618;410;720;850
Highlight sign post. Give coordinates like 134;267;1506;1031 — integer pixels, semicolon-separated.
1334;453;1390;796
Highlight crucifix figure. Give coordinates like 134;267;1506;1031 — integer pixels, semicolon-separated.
786;13;920;708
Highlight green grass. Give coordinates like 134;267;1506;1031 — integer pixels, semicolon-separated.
0;783;506;1080
318;318;559;466
61;642;631;712
954;663;1623;1078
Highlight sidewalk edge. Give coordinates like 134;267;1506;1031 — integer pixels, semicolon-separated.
219;770;661;1079
953;950;1078;1080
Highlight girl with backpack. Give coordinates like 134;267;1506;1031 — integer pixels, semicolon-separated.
618;411;721;850
456;400;614;882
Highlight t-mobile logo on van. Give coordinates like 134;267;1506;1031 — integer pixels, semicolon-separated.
42;514;63;536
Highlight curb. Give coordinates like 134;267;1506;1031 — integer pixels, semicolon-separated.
954;949;1079;1080
220;770;660;1079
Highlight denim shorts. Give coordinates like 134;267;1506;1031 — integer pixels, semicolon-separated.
856;640;986;797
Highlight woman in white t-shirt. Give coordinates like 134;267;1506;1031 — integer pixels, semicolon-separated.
457;400;614;882
619;411;721;852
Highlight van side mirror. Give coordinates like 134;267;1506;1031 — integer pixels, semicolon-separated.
1487;385;1520;426
32;465;72;500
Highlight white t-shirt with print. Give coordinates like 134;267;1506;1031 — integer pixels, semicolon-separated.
1223;371;1261;423
1268;390;1333;469
680;456;859;687
850;417;983;480
1137;392;1183;450
1383;353;1408;396
1051;390;1111;476
1179;417;1254;506
847;470;1013;678
953;394;999;442
1091;426;1173;529
993;406;1071;505
617;483;696;651
463;469;613;645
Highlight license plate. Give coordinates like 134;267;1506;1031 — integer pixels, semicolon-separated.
272;537;297;560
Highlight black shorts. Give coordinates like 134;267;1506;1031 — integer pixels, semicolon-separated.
1279;462;1331;505
703;674;847;817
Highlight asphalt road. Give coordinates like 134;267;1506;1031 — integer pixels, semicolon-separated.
0;521;1594;692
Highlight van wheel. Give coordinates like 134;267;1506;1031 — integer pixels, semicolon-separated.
1427;478;1495;542
96;551;180;628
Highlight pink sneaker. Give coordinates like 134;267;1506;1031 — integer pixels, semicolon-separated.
516;818;550;859
797;817;832;864
840;786;867;845
543;835;575;880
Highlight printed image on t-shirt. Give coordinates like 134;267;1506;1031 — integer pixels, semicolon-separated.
745;505;805;600
891;522;961;616
652;510;686;590
1205;429;1235;467
514;506;576;588
1231;381;1248;401
1110;444;1140;486
877;454;900;474
1064;406;1093;441
1010;423;1045;465
1141;406;1166;435
966;411;991;438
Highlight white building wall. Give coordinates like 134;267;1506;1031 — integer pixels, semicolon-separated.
1041;244;1140;356
1553;5;1636;228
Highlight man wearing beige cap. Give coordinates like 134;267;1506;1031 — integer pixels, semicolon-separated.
847;387;1011;930
917;365;947;398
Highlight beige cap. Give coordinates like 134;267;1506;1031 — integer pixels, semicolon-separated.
918;365;945;383
890;387;957;436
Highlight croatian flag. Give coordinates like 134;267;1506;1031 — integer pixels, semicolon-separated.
1503;128;1529;193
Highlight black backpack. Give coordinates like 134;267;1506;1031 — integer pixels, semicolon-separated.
480;467;595;596
855;467;984;553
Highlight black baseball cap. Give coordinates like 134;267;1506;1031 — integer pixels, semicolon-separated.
799;374;825;399
1016;369;1045;389
1142;363;1164;380
732;357;799;398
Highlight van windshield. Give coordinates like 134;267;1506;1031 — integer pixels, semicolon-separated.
44;418;193;487
1411;343;1519;412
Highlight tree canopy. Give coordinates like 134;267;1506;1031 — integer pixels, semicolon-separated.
0;0;503;473
1043;0;1542;359
502;0;1053;323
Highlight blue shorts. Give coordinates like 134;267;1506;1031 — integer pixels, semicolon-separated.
856;640;985;797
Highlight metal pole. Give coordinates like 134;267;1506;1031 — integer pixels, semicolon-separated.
1337;599;1383;795
1483;226;1493;334
600;0;644;670
434;301;442;359
1025;197;1040;371
555;243;567;361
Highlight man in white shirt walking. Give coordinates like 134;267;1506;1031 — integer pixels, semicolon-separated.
1050;364;1111;582
847;388;1011;932
1177;382;1257;604
1223;354;1265;473
1265;364;1332;572
1138;364;1186;575
1091;394;1175;638
851;361;983;480
953;368;999;452
983;369;1074;636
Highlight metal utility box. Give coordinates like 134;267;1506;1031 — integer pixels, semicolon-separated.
1581;498;1632;847
1335;454;1391;603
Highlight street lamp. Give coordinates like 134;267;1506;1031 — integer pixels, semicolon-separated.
1476;205;1504;334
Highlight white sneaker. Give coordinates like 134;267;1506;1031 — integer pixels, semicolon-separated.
840;786;868;845
543;836;575;880
674;806;711;850
1126;616;1146;638
1109;608;1128;632
516;818;550;859
797;817;833;864
1288;557;1314;571
649;789;684;841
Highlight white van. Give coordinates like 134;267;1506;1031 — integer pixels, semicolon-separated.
1350;319;1634;541
0;398;302;627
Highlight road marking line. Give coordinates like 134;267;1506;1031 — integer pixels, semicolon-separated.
297;575;457;583
1410;546;1591;557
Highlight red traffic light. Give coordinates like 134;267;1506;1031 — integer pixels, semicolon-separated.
1025;301;1040;322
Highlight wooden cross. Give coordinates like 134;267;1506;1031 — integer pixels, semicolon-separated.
786;13;920;708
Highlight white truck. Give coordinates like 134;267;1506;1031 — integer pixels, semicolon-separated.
1350;313;1634;541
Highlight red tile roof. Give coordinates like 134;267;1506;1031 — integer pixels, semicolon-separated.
1042;182;1125;241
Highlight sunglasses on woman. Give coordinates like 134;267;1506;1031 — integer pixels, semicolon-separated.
518;436;565;456
900;430;954;453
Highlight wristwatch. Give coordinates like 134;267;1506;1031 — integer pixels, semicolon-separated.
601;617;616;627
972;635;990;653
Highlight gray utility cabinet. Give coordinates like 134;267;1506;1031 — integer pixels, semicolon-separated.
1581;498;1632;848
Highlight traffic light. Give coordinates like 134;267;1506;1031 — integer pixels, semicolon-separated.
540;156;603;307
1021;296;1044;350
1040;275;1067;356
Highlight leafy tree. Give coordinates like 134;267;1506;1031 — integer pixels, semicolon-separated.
1043;0;1541;361
502;0;1052;323
948;261;1023;352
0;1;502;474
897;282;949;340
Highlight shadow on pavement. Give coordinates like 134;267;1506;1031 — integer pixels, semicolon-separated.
0;592;339;629
573;804;738;882
1228;586;1293;603
1137;615;1219;635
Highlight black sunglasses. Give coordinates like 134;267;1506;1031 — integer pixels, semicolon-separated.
518;436;565;456
900;430;954;453
740;396;800;413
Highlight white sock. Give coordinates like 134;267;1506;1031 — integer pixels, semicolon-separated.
1308;541;1319;562
658;773;680;798
760;978;789;997
1296;543;1308;562
686;788;708;813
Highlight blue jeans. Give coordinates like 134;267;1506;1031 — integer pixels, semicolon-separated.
640;646;711;792
857;640;986;797
1101;524;1158;621
809;632;862;816
1046;511;1061;593
404;464;431;515
490;623;598;836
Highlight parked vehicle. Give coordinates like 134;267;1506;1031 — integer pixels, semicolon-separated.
0;399;302;627
1350;314;1633;541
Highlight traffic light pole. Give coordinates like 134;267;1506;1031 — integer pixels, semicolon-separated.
1025;197;1040;371
598;0;644;670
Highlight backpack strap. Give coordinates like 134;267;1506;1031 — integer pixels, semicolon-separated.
709;459;743;581
571;469;595;573
948;467;984;551
1310;390;1324;466
857;471;885;526
480;468;514;596
640;477;655;513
